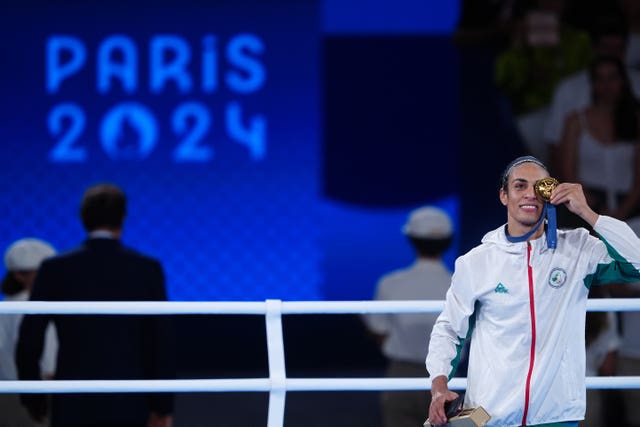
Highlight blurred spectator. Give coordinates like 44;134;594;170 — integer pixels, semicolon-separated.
544;14;640;175
362;206;454;427
558;53;640;424
16;183;175;427
495;0;592;163
0;238;57;427
557;56;640;224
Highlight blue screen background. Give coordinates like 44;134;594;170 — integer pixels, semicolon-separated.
0;0;461;301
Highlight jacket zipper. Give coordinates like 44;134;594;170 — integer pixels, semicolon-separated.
522;242;536;426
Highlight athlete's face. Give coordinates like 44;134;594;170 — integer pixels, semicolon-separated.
499;162;549;237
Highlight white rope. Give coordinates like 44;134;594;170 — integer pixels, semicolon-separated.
0;378;272;393
3;376;640;393
2;298;639;314
0;301;268;314
2;300;639;398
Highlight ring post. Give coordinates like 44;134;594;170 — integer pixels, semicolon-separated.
265;299;287;427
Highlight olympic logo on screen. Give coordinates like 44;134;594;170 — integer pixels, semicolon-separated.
45;34;267;163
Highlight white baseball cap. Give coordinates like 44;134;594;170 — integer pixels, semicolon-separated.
4;238;57;271
402;206;453;239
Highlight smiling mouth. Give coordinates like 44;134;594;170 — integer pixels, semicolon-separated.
520;204;539;210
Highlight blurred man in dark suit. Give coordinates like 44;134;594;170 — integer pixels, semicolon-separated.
16;183;175;427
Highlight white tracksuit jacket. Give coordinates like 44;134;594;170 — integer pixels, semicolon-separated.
426;215;640;427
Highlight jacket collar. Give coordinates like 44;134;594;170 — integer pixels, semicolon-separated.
482;224;552;254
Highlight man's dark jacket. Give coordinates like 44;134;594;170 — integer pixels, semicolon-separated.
16;238;175;427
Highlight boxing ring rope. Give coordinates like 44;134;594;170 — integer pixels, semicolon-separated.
1;298;640;427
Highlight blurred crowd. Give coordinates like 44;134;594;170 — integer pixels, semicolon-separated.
455;1;640;426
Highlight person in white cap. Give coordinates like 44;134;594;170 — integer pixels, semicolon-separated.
363;206;454;427
0;237;58;427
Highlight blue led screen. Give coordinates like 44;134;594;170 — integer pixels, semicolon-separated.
0;0;461;301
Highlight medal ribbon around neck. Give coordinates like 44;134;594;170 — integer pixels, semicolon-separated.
505;177;559;249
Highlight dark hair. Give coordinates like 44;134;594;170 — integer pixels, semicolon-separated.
589;55;640;141
499;155;548;192
408;236;452;258
1;272;25;296
80;183;127;232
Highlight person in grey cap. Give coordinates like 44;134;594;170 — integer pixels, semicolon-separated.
363;206;454;427
0;237;58;427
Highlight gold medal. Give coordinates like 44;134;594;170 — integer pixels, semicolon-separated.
534;177;559;202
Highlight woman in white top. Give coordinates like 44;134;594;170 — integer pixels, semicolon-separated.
559;55;640;224
559;56;639;426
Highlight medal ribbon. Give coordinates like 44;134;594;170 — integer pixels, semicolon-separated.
505;202;557;249
546;203;557;249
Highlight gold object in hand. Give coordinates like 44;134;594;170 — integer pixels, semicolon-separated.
534;177;559;202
